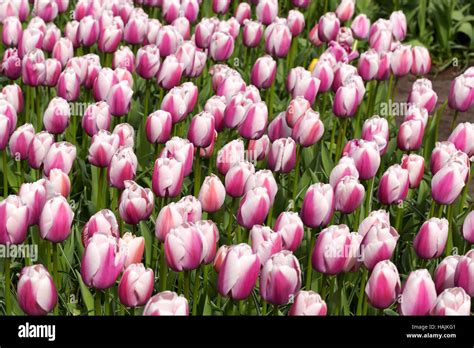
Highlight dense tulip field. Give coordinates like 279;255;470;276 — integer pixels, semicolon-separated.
0;0;473;318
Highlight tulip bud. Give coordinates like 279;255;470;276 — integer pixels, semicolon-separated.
358;49;379;81
434;255;460;294
413;218;449;260
430;141;457;175
19;28;44;58
38;194;73;243
217;243;260;300
3;16;22;47
292;109;324;147
238;101;268;140
251;55;277;89
93;68;118;102
369;28;392;53
448;122;474;157
2;48;22;81
235;3;251;24
400;154;424;189
81;102;111;137
264;21;292;58
64;21;79;48
448;74;474;112
119;232;145;268
135;45;161;79
145;110;172;145
300;183;334;228
118;263;154;307
391;44;413;77
27;131;53;169
286;96;311;128
42;24;60;53
243;20;263;48
106;80;133;117
177;195;202;222
165;223;205;271
287;10;305;36
119;181;154;225
237;187;271;229
155;202;185;242
260;250;301;305
98;22;123;54
390;10;407;41
9;123;35;160
143;291;189;315
289;290;327;316
358;209;391;235
365;260;401;309
250;225;282;265
45;168;71;198
152;157;184;197
334;176;365;214
344;139;381;180
187;111;215;148
454;249;474;296
431;162;466;205
377;164;409;205
43;97;70;134
351;14;370;39
19;180;47;226
209;31;234;62
79;15;99;47
17;264;57;316
194;220;219;264
0;195;29;244
318;12;340;42
329;156;358;188
160;137;194;176
81;232;126;289
411;46;431;76
160;86;189;123
399;269;437;316
82;209;119;246
268;137;297;173
204;95;226;132
256;0;278;24
312;224;351;275
108;146;138;189
360;223;399;270
274;211;304;252
216;139;245;175
224;161;254;198
430;287;471;316
124;14;147;45
333;83;359;117
22;49;46;87
88;130;120;168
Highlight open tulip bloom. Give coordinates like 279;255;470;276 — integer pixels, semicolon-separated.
0;0;473;324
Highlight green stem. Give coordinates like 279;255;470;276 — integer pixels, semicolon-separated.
272;304;279;316
446;204;454;255
192;268;201;315
364;177;375;218
104;288;110;315
292;145;301;205
261;300;267;316
194;153;201;197
95;291;101;315
305;230;316;290
159;242;167;291
320;274;328;300
4;257;11;315
52;242;59;314
356;268;368;316
184;270;190;300
35;87;41;132
2;150;7;198
394;205;403;234
450;110;459;132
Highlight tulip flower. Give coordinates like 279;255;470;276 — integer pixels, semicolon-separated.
287;9;305;36
82;209;119;246
113;123;135;149
19;27;44;58
285;96;310;128
216;139;245;175
264;21;292;58
248;135;270;162
0;195;29;244
198;174;225;213
98;22;123;54
155;203;185;242
78;15;99;47
88;130;120;168
234;2;251;24
143;291;189;316
365;260;401;309
344;139;381;180
209;31;234;61
312;224;352;275
56;68;80;101
286;67;320;105
250;225;283;265
243;20;263;48
336;0;355;22
351;14;370;39
187;111;215;148
28;131;54;169
333;83;359;117
260;250;301;305
9;123;35;161
268;137;296;173
225;160;255;198
358;210;391;235
274;211;304;252
160;137;194;176
45;169;71;199
434;255;461;294
124;14;147;45
358;49;380;81
400;154;425;189
256;0;278;25
360;222;399;270
119;232;145;268
454;249;474;296
390;11;407;41
217;243;260;300
165;223;205;271
2;17;22;47
300;183;334;228
251;55;277;89
292;109;324;147
411;46;431;75
1;84;23;114
2;48;22;80
152;157;184;198
413;218;449;259
244;169;278;205
430;287;471;316
119;181;154;225
145;110;173;145
82;102;111;137
19;180;47;226
329;156;359;188
238;101;268;140
43;97;70;135
52;37;74;67
106;81;133;117
39;194;74;242
334;176;365;214
289;290;327;316
107;146;138;190
377;164;409;205
194;220;219;265
448;74;474;112
431;162;466;205
448;122;474;157
369;28;392;53
135;45;161;79
118;263;154;308
81;232;126;289
430;141;458;175
318;12;340;42
399;269;437;316
408;79;438;114
237;187;271;229
17;264;57;316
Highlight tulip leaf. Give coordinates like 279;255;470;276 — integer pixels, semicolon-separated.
75;270;94;315
140;221;153;269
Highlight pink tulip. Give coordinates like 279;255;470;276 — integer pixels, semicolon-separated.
248;135;270;162
286;67;320;105
376;52;391;80
43;58;61;87
124;13;147;45
448;74;474;112
448;122;474;157
152;157;184;197
335;0;355;21
431;162;466;205
390;10;407;41
17;264;57;316
411;46;431;75
113;123;134;149
119;232;145;268
329;156;359;188
250;225;283;265
106;80;133;116
118;263;154;307
224;93;253;129
408;79;438;114
431;287;471;316
358;49;379;81
268;112;291;142
454;249;474;296
209;31;234;61
256;0;278;25
81;232;126;289
264;21;292;58
212;0;230;14
237;187;271;229
434;255;461;294
292;109;324;147
1;84;23;114
45;168;71;198
351;14;370;40
107;146;138;189
318;12;340;42
93;68;119;102
22;49;46;86
119;180;154;225
0;99;19;134
274;211;304;252
238;101;268;140
369;28;392;53
42;24;60;52
377;164;409;205
333;83;359;117
243;20;263;48
287;10;305;37
143;291;189;315
165;223;205;271
289;290;327;316
156;25;183;58
19;27;44;58
344;139;381;180
413;218;449;259
43;97;70;134
216;139;245;175
251;55;277;89
64;20;80;48
2;48;22;80
135;45;161;79
213;245;230;273
39;194;74;243
204;95;226;132
82;102;111;137
399;269;437;316
234;2;251;24
365;260;401;309
462;211;474;243
358;209;390;235
27;131;53;169
334;176;365;214
430;141;458;175
225;160;255;198
98;22;123;53
78;15;99;47
217;243;260;300
187;111;215;148
400;154;425;189
3;16;22;46
194;18;216;48
360;222;399;270
286;96;311;128
268;137;297;173
361;115;389;155
155;202;185;242
391;44;413;77
160;137;194;176
0;195;29;244
82;209;119;246
9;123;35;160
244;169;278;204
308;24;322;46
300;183;334;228
19;180;47;226
312;224;352;275
194;220;219;264
88;130;119;168
145;110;172;144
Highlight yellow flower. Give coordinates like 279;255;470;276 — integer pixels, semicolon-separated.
308;58;319;73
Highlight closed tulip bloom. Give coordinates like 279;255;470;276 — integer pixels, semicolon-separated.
82;102;111;137
251;55;277;89
318;12;340;42
456;250;474;299
119;232;145;268
145;110;172;144
225;161;254;198
287;10;305;36
234;2;251;24
430;141;457;175
160;137;194;176
360;223;399;270
93;68;118;102
43;97;70;134
1;48;22;80
42;24;60;52
0;115;11;150
411;46;431;75
329;156;359;188
81;232;126;289
39;194;73;242
292;109;324;147
358;49;379;81
224;93;253;129
408;80;438;114
335;0;355;21
334;176;365;214
256;0;278;25
64;20;80;48
300;183;334;228
274;212;304;252
22;49;46;86
243;20;263;48
56;68;80;101
286;96;311;128
351;14;370;39
400;154;424;189
344;139;381;180
390;10;407;41
204;95;226;132
250;225;283;265
448;122;474;157
217;243;260;300
43;58;61;87
238;101;268;140
236;185;271;227
45;168;71;198
461;211;474;243
333;83;359;117
78;16;98;47
399;269;437;316
2;85;23;115
358;209;391;236
434;255;460;294
365;260;401;309
413;218;449;259
118;263;154;308
88;130;119;168
391;44;413;77
378;164;409;205
178;195;203;223
3;16;22;46
260;250;301;305
187;111;215;148
312;224;351;275
431;287;471;316
152;157;184;197
26;131;53;169
244;169;278;205
264;21;292;58
18;27;44;58
165;223;205;271
431;162;466;205
119;181;154;225
195;220;219;264
156;25;183;58
212;0;230;14
268;137;296;173
106;81;133;117
209;31;234;62
154;203;184;242
311;57;335;92
248;135;270;162
216;139;245;175
173;16;192;41
160;87;189;123
216;73;246;102
17;264;57;316
9;123;35;160
98;22;123;53
143;291;189;315
108;146;138;189
397;118;426;151
213;245;230;273
448;74;474;112
0;195;29;244
19;180;47;226
135;45;161;79
376;52;391;80
289;290;327;316
361;115;389;155
124;14;147;45
82;209;119;246
194;18;216;49
369;28;392;53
